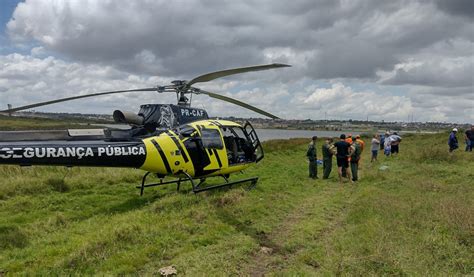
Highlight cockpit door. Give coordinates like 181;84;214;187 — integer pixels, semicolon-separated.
199;126;228;171
243;121;264;162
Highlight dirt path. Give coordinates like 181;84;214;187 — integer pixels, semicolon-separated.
243;184;357;276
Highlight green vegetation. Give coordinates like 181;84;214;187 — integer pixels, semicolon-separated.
0;121;473;275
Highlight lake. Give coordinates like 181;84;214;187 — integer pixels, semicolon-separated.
92;124;364;141
91;124;437;142
254;129;360;141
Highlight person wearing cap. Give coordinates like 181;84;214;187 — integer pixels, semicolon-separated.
306;136;318;179
355;135;365;152
322;138;335;179
350;138;362;182
345;134;353;144
334;134;353;183
390;132;401;155
465;125;474;152
448;128;459;152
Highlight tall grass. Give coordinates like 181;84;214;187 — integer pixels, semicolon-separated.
0;123;472;275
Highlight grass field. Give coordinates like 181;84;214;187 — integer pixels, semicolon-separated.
0;119;473;275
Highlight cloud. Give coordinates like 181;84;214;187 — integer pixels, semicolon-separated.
295;83;413;121
434;0;474;19
292;82;474;123
0;53;290;118
7;1;473;80
2;0;473;123
409;92;474;122
0;53;472;123
381;56;473;88
0;53;175;114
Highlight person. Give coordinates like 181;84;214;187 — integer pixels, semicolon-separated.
306;136;318;179
341;134;353;178
371;134;380;162
322;138;335;179
384;132;391;157
334;134;352;183
465;125;474;152
350;139;362;182
345;134;353;144
380;133;385;150
355;135;365;152
448;128;459;152
390;132;402;155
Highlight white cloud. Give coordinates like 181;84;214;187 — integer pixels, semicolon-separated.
296;83;413;121
30;46;46;57
0;53;472;123
0;53;175;114
379;46;473;88
2;0;473;123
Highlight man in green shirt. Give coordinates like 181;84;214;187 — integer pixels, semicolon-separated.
306;136;318;179
322;138;334;179
350;140;362;182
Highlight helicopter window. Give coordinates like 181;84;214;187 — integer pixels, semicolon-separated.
201;128;223;149
220;126;255;164
232;127;247;140
177;125;197;138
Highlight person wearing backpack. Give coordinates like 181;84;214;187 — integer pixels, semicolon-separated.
350;140;362;182
322;137;335;179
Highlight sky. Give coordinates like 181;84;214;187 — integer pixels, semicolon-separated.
0;0;473;123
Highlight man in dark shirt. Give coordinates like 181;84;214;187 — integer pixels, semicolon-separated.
465;125;474;152
334;134;352;183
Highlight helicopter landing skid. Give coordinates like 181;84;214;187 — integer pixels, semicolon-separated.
137;172;258;196
192;175;259;193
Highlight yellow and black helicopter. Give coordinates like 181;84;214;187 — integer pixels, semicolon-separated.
0;64;290;195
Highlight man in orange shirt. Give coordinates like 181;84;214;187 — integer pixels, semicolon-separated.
345;134;353;144
355;135;365;152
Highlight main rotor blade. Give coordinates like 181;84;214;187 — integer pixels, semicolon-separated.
187;63;291;86
1;88;157;113
197;89;279;119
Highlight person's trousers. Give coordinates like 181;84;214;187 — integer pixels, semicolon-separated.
309;160;317;178
351;162;358;181
466;139;473;152
323;158;332;179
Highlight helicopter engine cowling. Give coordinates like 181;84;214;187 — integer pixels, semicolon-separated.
113;110;144;126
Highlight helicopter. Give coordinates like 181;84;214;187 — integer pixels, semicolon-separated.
0;63;290;195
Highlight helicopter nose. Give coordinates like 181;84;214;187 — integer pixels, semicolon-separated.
139;134;194;177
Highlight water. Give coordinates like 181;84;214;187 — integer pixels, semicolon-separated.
254;129;359;141
91;124;359;141
91;124;432;142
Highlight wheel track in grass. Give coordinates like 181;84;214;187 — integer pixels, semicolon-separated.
243;183;357;276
